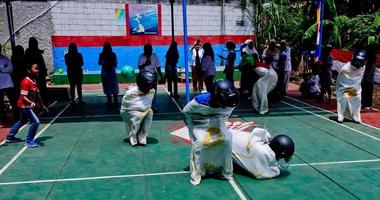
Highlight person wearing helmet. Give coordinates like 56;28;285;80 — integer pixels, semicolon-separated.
120;70;156;146
232;128;295;179
183;79;239;185
333;49;367;123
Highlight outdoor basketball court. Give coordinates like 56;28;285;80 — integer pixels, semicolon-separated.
0;88;379;199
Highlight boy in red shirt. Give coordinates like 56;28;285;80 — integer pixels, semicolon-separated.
6;63;49;148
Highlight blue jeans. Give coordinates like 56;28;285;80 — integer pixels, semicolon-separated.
7;108;40;142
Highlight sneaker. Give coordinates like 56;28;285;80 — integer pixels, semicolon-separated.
5;136;23;143
24;140;39;148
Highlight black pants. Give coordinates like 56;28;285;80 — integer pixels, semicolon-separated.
204;76;214;93
68;71;83;102
166;66;178;96
361;81;374;107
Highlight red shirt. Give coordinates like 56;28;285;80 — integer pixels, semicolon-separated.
17;77;38;108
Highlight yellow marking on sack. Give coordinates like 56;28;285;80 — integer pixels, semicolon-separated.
202;127;225;147
343;87;357;99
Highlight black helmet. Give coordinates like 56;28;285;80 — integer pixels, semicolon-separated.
351;49;366;68
213;79;239;107
136;70;156;94
269;135;295;162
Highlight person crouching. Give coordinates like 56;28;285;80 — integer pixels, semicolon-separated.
120;70;155;146
232;128;295;179
183;79;239;185
334;50;367;123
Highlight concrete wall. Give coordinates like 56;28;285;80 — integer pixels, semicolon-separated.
50;2;253;36
0;1;55;72
0;1;253;75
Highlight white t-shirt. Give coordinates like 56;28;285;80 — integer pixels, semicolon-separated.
138;53;161;74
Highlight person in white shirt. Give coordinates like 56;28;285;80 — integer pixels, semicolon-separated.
190;40;204;92
278;40;292;97
333;50;367;123
138;44;163;112
120;71;155;146
0;44;18;122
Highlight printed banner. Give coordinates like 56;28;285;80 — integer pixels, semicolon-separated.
128;4;158;35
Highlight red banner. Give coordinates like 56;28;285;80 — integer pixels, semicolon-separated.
331;48;380;67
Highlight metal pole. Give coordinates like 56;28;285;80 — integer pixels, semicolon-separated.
5;0;16;52
170;0;175;42
182;0;190;103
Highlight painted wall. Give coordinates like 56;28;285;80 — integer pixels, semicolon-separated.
1;1;254;75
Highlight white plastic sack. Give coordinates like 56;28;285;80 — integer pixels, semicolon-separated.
251;67;278;114
231;128;280;179
335;62;364;122
120;86;155;145
254;67;269;77
183;99;234;185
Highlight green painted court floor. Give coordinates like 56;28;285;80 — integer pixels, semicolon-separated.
0;89;379;200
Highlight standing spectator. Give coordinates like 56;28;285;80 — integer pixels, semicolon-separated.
278;40;292;98
5;63;49;148
0;44;17;122
201;42;216;93
263;40;280;100
11;45;26;102
165;41;180;98
190;40;204;92
98;42;119;107
361;43;377;110
65;43;84;105
24;37;47;100
138;43;163;112
239;40;258;99
319;45;333;102
219;41;236;82
262;40;280;71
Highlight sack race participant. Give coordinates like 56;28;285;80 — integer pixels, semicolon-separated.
120;71;156;146
333;50;367;123
232;128;295;179
183;79;239;185
251;58;278;114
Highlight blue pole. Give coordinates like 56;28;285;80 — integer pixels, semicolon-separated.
316;0;325;59
182;0;190;103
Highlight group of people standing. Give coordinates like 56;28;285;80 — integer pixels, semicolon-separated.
0;37;47;123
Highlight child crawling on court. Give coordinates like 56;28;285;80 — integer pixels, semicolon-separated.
120;70;156;146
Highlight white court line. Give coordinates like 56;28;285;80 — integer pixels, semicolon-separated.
286;96;380;132
40;112;183;120
165;89;183;112
0;102;70;176
0;171;189;186
280;100;380;142
290;158;380;167
166;89;248;200
1;158;379;186
229;178;248;200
